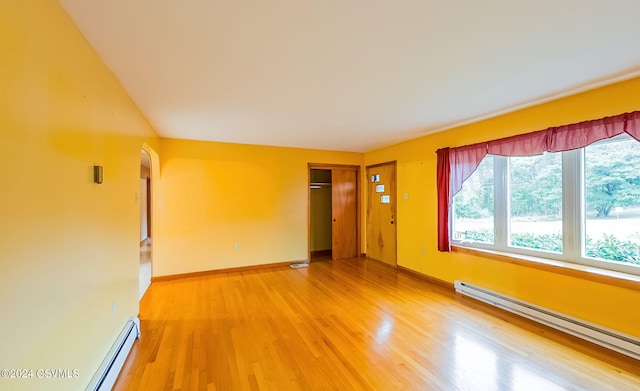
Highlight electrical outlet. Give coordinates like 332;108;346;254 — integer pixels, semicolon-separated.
112;301;117;317
235;243;241;251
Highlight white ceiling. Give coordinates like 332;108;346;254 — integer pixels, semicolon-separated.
59;0;640;152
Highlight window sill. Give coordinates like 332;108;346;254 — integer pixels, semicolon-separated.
452;245;640;292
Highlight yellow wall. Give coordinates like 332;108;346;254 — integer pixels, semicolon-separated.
154;139;362;276
364;76;640;338
0;1;158;390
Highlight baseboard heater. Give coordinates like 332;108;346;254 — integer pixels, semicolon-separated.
454;281;640;360
86;317;140;391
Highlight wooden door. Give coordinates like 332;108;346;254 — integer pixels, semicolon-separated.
366;162;397;266
331;168;358;260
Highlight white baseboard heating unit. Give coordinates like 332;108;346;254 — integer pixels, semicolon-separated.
86;317;140;391
454;281;640;360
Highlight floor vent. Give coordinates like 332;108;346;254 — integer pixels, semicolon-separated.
454;281;640;360
86;317;140;391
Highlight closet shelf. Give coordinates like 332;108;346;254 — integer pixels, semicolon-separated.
310;182;331;189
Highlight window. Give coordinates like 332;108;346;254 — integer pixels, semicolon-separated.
451;134;640;275
584;136;640;267
453;156;494;244
509;153;562;253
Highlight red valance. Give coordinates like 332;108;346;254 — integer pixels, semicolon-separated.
436;111;640;252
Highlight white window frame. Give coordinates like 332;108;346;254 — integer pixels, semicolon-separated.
451;134;640;276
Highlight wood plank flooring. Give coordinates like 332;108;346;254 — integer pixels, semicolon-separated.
115;259;640;390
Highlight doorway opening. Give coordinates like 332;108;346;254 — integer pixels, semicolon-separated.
310;169;332;262
139;149;152;299
308;164;360;262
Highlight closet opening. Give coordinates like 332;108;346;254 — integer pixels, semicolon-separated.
309;169;333;262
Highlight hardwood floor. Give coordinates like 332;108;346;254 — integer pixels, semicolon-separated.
139;238;152;299
115;258;640;390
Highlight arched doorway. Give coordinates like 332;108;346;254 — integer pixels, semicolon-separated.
139;148;153;299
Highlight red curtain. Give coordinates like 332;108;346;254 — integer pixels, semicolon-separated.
436;148;450;252
436;110;640;252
